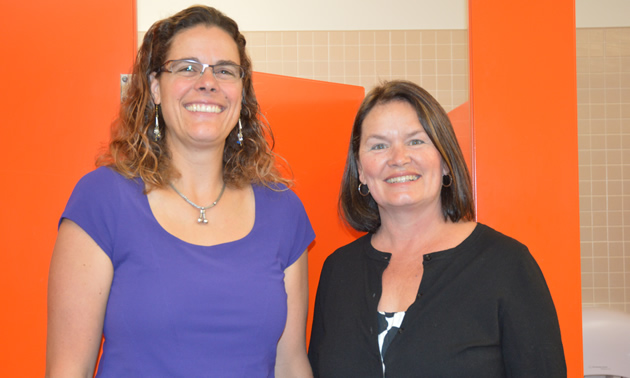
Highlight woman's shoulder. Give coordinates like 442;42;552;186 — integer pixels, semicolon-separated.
469;223;540;271
253;183;305;209
252;183;313;232
473;223;528;252
324;234;373;265
68;166;143;207
315;234;373;286
253;182;291;196
76;166;136;189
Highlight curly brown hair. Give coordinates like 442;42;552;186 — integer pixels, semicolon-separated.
97;5;290;191
340;80;475;233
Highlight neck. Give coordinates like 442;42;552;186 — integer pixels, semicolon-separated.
168;142;226;203
373;205;451;256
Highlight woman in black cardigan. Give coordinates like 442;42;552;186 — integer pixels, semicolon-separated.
308;80;566;377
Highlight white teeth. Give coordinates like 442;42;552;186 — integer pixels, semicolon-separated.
386;175;419;184
185;104;222;113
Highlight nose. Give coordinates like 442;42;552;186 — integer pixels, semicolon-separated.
389;144;410;166
196;68;219;92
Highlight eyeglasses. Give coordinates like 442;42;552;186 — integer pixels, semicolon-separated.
159;59;245;82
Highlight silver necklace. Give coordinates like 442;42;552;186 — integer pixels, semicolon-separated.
169;181;227;224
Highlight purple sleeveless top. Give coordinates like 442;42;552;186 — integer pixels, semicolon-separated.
61;167;315;377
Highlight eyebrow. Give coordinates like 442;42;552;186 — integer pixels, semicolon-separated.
364;129;426;141
174;57;240;66
216;59;241;66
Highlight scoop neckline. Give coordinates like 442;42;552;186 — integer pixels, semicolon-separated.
143;183;258;248
365;222;484;261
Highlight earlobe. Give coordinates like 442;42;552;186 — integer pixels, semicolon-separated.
149;72;161;105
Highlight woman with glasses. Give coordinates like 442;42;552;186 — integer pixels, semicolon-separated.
46;6;314;377
308;81;566;377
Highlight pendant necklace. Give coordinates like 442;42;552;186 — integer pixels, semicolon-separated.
169;181;227;224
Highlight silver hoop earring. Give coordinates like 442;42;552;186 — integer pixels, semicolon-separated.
153;104;161;142
237;119;243;146
442;174;453;188
358;183;370;196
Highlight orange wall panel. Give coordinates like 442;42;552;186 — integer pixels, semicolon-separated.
469;0;582;376
253;73;365;337
0;1;136;376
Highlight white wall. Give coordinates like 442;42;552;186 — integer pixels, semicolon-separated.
576;0;630;28
138;0;630;33
137;0;468;32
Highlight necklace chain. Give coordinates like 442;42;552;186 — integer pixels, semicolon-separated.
169;181;227;224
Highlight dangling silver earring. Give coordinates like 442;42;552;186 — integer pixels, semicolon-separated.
237;118;243;147
153;104;162;142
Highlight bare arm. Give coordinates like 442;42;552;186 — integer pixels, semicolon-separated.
46;219;114;377
275;251;313;378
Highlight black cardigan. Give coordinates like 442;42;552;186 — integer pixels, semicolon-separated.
308;223;566;378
